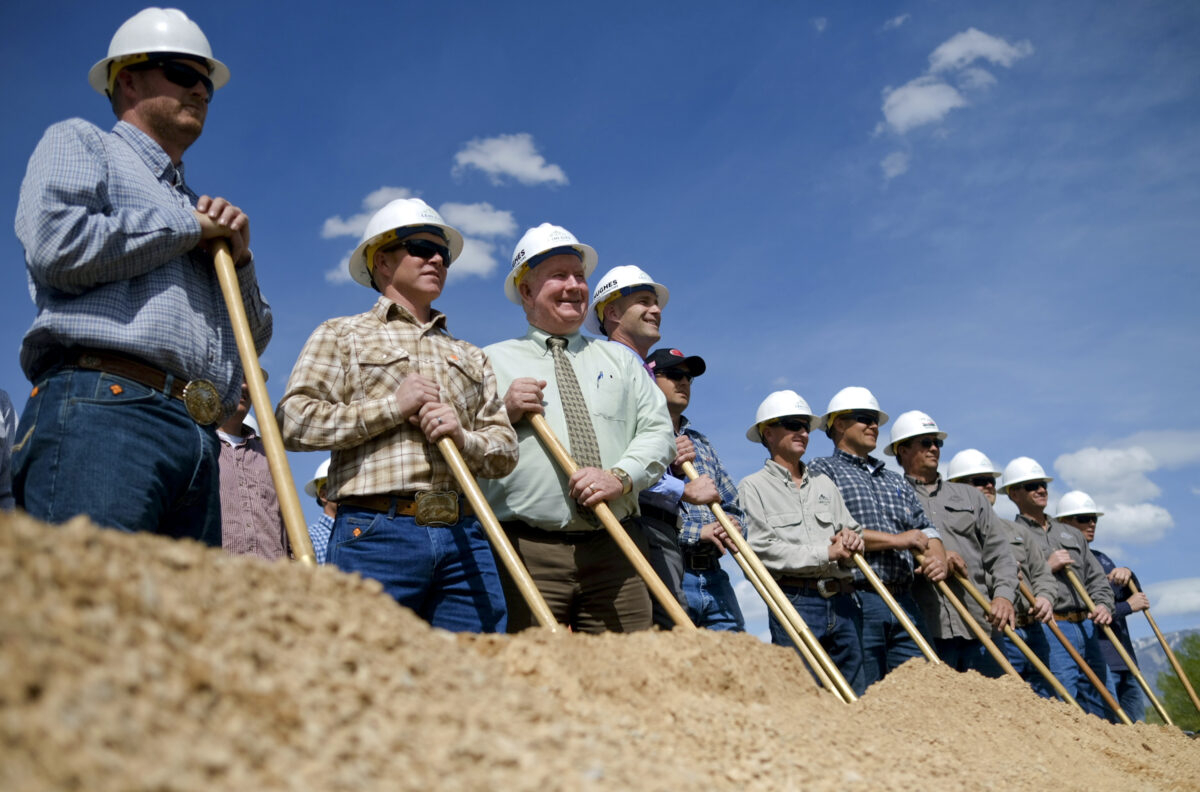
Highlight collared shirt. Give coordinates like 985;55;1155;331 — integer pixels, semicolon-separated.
738;460;862;580
998;517;1058;611
308;513;334;565
0;389;16;510
1091;548;1139;670
15;119;272;412
1017;513;1115;613
276;297;518;498
677;415;743;546
909;476;1019;639
217;428;287;561
480;325;675;532
809;448;940;585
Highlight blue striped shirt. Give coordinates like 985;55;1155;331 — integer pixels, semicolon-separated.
809;448;940;585
15;119;272;411
677;415;743;546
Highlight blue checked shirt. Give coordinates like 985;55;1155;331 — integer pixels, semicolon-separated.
677;415;743;546
809;448;939;586
15;119;272;412
308;513;334;564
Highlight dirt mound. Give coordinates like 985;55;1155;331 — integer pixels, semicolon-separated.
1;512;1196;791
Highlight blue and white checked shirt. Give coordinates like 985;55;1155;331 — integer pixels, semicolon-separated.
809;448;939;585
15;119;271;412
677;415;743;546
308;513;334;564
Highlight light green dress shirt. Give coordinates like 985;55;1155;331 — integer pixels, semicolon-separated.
480;325;675;532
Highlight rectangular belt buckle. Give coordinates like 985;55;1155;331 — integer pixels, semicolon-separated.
415;490;459;526
817;579;838;599
182;379;222;425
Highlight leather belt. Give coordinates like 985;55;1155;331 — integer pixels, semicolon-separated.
683;548;719;571
1015;612;1034;628
66;348;222;425
501;519;605;543
856;579;911;597
1054;610;1088;623
639;503;680;526
777;576;855;598
340;491;471;526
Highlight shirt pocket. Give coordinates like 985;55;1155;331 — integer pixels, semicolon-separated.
589;370;629;431
352;343;412;402
444;354;484;426
940;504;978;540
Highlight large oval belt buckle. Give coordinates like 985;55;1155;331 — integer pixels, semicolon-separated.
414;490;459;526
182;379;222;425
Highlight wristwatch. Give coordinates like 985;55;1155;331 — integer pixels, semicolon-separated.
608;467;633;495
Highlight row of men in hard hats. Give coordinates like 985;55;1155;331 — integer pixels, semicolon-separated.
7;7;1145;722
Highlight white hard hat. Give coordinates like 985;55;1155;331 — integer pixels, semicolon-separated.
584;265;670;335
304;458;332;498
88;8;230;96
505;223;597;304
815;386;889;431
347;199;464;290
998;456;1053;493
746;390;816;442
946;449;1002;482
885;410;946;456
242;412;259;435
1055;490;1105;519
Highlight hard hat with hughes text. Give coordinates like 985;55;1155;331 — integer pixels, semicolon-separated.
89;7;231;96
815;386;890;431
347;199;464;289
304;458;332;498
746;390;816;442
947;449;1002;482
506;223;597;304
1055;490;1105;519
584;265;669;335
999;456;1053;493
885;410;947;456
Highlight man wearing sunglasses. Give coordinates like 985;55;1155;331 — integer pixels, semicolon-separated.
277;199;518;633
739;390;866;693
808;387;947;687
645;348;744;631
890;412;1018;676
12;8;271;544
1057;491;1148;722
947;449;1057;696
1002;458;1114;717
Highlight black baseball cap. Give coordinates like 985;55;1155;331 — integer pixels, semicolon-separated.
644;348;706;377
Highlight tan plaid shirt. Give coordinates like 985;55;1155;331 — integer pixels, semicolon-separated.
276;297;518;499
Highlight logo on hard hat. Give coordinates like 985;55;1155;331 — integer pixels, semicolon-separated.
513;249;527;266
598;278;618;293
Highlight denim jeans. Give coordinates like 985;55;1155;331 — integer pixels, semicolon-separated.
681;566;745;632
1003;623;1056;699
770;587;865;696
935;636;1004;678
1106;668;1146;723
329;505;507;633
13;367;221;544
858;589;927;687
1047;619;1109;718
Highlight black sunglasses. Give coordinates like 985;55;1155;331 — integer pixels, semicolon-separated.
1021;481;1048;492
1068;514;1098;525
657;369;693;382
769;417;810;432
385;238;452;266
845;411;880;426
127;59;215;98
968;476;996;487
908;437;944;449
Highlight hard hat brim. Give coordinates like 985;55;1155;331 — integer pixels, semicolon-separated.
583;280;668;335
349;223;467;290
883;429;948;457
88;54;230;95
505;243;598;304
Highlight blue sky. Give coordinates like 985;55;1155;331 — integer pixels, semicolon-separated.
3;1;1199;642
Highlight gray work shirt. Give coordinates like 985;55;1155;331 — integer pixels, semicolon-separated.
1018;514;1115;612
737;460;862;581
909;477;1019;640
998;517;1057;613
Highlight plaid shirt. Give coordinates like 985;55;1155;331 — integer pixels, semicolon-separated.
276;297;518;499
217;429;287;561
15;119;271;411
809;448;939;585
677;415;743;546
308;513;334;565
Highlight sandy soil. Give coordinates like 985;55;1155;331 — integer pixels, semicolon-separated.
1;511;1196;791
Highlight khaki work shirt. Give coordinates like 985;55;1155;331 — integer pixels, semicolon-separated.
998;517;1057;614
738;460;862;581
1018;514;1115;613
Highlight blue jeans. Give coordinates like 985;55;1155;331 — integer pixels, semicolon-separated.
770;588;865;696
1003;623;1056;699
859;589;927;687
1106;668;1146;723
935;636;1004;678
1047;619;1109;718
681;566;745;632
329;505;507;633
13;367;221;544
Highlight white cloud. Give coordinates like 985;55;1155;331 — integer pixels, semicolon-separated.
1054;446;1162;505
883;14;910;31
1097;503;1174;544
1143;578;1200;617
321;186;416;239
927;28;1034;73
1112;430;1200;469
448;238;500;281
881;76;967;134
453;133;568;186
437;202;517;238
957;67;997;91
324;252;354;284
881;150;911;180
812;17;828;33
